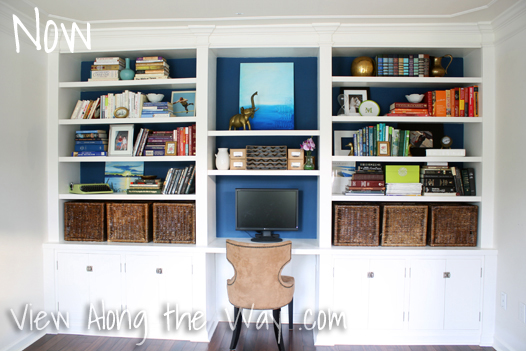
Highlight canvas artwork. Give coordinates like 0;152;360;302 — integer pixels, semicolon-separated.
104;162;144;193
239;62;294;130
171;90;196;116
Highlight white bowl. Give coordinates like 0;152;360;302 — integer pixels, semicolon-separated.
406;94;424;103
147;93;164;102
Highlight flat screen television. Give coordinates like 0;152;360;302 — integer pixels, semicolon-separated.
235;188;299;242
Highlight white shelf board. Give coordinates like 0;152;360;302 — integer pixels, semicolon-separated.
332;156;482;163
332;116;483;124
59;78;196;91
60;117;197;125
208;170;320;176
332;76;482;88
332;195;482;202
208;130;320;137
60;156;196;162
206;238;321;255
60;193;196;200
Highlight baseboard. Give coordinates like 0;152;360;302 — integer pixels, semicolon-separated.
2;331;48;351
493;336;516;351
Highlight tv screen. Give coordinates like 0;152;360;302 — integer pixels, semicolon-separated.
235;188;299;231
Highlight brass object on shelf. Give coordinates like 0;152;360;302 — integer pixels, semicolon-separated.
351;56;375;76
114;106;129;118
229;91;258;130
431;55;453;77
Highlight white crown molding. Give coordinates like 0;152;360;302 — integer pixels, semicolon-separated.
492;0;526;44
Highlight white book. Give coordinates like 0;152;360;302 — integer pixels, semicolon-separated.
426;149;466;157
91;70;120;79
69;100;82;119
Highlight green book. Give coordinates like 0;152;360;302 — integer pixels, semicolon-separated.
399;130;405;156
392;129;400;156
404;130;410;156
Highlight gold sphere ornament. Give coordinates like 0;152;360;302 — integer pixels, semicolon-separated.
351;56;375;76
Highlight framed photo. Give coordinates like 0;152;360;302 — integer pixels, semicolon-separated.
165;141;176;156
342;88;369;116
108;124;134;157
377;141;391;156
171;90;196;116
334;130;357;156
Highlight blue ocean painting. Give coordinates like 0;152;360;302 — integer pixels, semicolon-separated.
104;162;144;193
239;63;294;130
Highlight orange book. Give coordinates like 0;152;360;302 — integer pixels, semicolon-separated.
446;90;451;117
434;90;447;116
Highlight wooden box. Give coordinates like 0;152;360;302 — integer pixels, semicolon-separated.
106;202;152;243
64;202;106;242
287;159;304;170
230;148;246;158
381;204;428;246
153;202;196;244
428;204;478;246
333;203;381;246
230;159;246;170
288;149;304;159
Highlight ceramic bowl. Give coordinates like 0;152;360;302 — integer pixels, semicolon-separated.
147;93;164;102
406;94;425;103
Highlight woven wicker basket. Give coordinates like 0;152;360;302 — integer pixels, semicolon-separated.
381;204;428;246
333;203;381;246
153;202;196;244
64;202;106;241
107;202;152;243
429;204;478;246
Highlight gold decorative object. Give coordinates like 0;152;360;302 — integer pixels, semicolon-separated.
114;106;129;118
351;56;375;76
431;55;453;77
346;142;354;156
229;91;258;130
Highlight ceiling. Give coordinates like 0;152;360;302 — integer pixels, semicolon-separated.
3;0;522;28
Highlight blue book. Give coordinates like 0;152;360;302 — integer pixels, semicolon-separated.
75;130;106;133
74;144;108;152
75;140;108;145
72;151;107;156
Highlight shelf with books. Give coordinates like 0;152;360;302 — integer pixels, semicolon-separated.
332;117;483;124
59;156;197;163
59;117;197;125
331;194;482;202
332;77;482;88
59;193;197;201
59;78;197;91
208;170;320;176
208;130;320;137
332;156;482;163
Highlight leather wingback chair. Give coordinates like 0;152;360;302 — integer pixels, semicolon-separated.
226;239;295;351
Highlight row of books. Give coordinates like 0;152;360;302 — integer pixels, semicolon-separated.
351;124;413;157
88;57;124;82
421;165;476;196
127;178;163;194
134;125;196;157
72;130;108;157
134;57;170;80
69;99;101;119
162;165;195;194
375;54;430;77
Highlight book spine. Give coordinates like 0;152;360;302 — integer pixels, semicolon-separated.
422;178;455;187
350;180;385;187
461;169;471;195
425;91;433;116
454;88;460;117
143;149;165;156
135;69;169;74
389;103;428;109
459;88;465;117
75;133;107;139
351;174;384;180
424;187;457;193
446;89;451;117
473;86;479;117
91;70;120;79
75;140;107;144
71;151;107;156
468;86;474;117
126;189;162;194
74;144;107;152
468;168;476;196
91;65;122;70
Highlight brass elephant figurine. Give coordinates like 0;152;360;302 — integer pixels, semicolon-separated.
229;92;258;130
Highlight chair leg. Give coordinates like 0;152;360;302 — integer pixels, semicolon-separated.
288;299;293;330
273;308;285;351
229;306;243;350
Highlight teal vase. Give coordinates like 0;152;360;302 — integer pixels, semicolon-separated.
120;58;135;80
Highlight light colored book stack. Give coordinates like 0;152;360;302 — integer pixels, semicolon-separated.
88;57;124;81
134;57;170;80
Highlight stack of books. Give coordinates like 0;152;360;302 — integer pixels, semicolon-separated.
72;130;108;156
99;90;147;119
88;57;124;81
134;57;170;80
127;178;163;194
69;99;101;119
133;126;196;157
375;54;430;77
141;102;174;118
387;102;429;116
420;165;476;196
386;183;423;196
343;163;385;195
162;165;196;194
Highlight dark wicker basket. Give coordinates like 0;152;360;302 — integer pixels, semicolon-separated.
333;203;380;246
107;202;152;243
429;204;478;246
153;202;196;244
64;202;106;241
381;204;428;246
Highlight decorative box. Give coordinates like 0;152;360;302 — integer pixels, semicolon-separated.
428;204;478;246
230;159;246;170
230;148;247;159
64;201;106;242
381;203;428;246
385;165;420;183
287;159;304;170
333;203;381;246
153;202;196;244
107;202;152;243
288;149;304;159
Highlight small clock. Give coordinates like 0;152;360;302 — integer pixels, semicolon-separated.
441;135;453;149
114;106;129;118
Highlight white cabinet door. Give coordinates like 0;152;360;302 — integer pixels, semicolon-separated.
57;253;90;325
368;259;406;330
444;259;482;330
89;254;122;312
333;258;370;329
408;259;446;330
160;256;194;314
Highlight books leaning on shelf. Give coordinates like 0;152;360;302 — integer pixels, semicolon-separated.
135;57;170;80
351;124;411;157
88;57;124;81
343;163;385;195
162;165;196;195
72;130;108;156
133;125;196;156
69;98;101;119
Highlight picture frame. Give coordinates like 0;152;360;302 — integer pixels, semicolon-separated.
165;141;176;156
377;141;391;156
341;88;369;116
171;90;196;116
334;130;357;156
108;124;134;157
